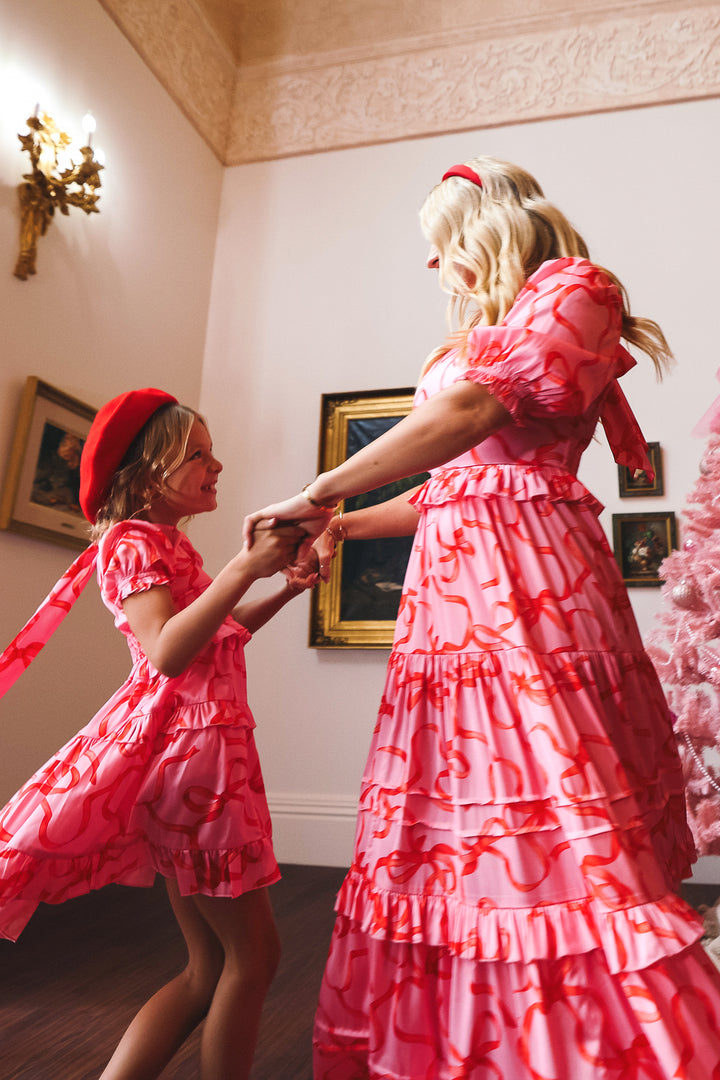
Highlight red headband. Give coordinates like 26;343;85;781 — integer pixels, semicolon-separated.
442;164;483;189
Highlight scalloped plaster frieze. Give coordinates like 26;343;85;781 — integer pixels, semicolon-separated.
97;1;720;164
97;0;236;160
228;4;720;163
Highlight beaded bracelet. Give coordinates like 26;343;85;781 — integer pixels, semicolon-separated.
302;483;338;511
326;511;346;544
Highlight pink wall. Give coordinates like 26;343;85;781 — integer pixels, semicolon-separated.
0;0;223;801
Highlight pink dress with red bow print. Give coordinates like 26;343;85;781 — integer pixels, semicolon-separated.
313;259;720;1079
0;521;279;941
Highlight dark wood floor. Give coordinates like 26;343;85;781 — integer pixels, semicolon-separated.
0;869;717;1080
0;864;347;1080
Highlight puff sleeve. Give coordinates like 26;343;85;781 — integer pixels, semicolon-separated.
455;258;631;425
99;522;175;609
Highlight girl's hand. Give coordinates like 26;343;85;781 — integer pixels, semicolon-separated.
312;529;337;583
283;545;320;592
244;523;305;578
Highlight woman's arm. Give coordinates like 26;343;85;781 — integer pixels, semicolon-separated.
312;488;422;581
122;526;303;677
333;487;423;540
244;381;509;543
314;382;508;504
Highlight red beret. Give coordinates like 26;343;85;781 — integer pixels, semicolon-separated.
80;388;178;522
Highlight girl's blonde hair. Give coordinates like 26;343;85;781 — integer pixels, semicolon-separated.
419;156;673;376
91;403;202;540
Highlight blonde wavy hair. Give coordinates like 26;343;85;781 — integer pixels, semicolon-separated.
419;156;673;377
91;403;202;541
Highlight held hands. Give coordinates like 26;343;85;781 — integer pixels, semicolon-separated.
243;488;336;549
243;523;306;578
244;483;342;588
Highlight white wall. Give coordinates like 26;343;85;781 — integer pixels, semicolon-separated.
197;97;720;877
0;0;223;800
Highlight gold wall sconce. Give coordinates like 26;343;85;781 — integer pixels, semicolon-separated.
14;108;104;281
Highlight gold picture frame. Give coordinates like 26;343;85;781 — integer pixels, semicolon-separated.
309;388;426;648
0;377;96;550
612;510;677;587
617;441;664;497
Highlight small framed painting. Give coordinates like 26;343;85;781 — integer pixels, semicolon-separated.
612;510;677;587
617;442;664;497
0;377;96;550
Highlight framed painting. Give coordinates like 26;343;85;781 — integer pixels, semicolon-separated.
0;377;96;550
309;388;426;648
617;441;664;497
612;510;677;587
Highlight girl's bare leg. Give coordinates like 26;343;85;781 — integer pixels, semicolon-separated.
98;878;224;1080
191;889;281;1080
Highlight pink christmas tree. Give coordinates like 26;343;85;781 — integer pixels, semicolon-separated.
647;430;720;855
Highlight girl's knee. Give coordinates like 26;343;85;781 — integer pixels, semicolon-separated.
233;922;280;997
187;961;222;1012
190;888;280;992
183;938;225;1011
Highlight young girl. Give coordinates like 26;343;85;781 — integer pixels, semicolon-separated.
0;387;313;1080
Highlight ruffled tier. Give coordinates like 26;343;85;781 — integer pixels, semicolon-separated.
410;462;603;514
314;914;720;1080
335;866;701;974
336;644;698;994
0;834;279;941
83;689;257;743
0;708;277;940
361;649;695;883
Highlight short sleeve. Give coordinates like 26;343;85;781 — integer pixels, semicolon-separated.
456;259;631;423
99;522;175;609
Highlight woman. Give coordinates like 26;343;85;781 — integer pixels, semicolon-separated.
246;158;720;1079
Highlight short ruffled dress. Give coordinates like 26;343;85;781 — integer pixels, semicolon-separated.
313;259;720;1079
0;520;279;941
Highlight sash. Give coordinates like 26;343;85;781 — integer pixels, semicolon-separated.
0;544;98;702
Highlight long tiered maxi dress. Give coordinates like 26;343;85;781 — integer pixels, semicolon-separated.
313;258;720;1079
0;520;279;941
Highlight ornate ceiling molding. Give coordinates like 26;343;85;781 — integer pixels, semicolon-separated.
98;1;720;165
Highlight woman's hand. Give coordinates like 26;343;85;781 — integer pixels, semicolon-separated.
243;492;334;547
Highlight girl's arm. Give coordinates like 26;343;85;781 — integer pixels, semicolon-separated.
122;526;303;677
233;582;305;634
244;381;509;543
233;551;319;633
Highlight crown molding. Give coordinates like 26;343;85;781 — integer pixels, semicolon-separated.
98;0;720;165
97;0;236;161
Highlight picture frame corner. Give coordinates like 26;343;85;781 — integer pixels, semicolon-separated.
0;378;96;551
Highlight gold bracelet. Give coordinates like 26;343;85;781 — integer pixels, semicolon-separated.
302;483;338;511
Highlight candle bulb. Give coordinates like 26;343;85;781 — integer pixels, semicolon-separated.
82;112;96;148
